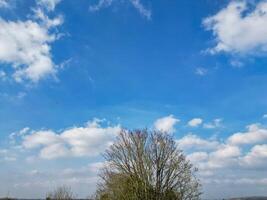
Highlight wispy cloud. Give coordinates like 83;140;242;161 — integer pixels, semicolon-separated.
203;118;223;129
37;0;62;11
89;0;151;20
195;67;208;76
89;0;113;12
129;0;151;20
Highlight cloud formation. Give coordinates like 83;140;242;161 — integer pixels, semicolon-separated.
179;124;267;197
38;0;62;11
242;144;267;167
228;123;267;145
188;118;203;127
89;0;151;20
0;2;62;83
204;1;267;55
195;67;208;76
4;117;267;198
177;134;219;150
154;115;180;133
203;118;222;129
19;119;121;159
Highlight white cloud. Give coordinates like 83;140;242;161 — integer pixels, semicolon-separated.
0;12;62;83
201;147;240;170
228;123;267;145
263;114;267;118
89;0;113;12
89;0;151;19
153;115;180;133
204;1;267;54
188;118;203;127
179;124;267;196
4;119;267;198
242;144;267;167
0;1;63;84
187;152;208;163
21;119;121;159
195;67;208;76
37;0;62;11
9;127;31;142
183;132;267;173
129;0;151;20
187;144;241;172
39;143;68;159
23;130;61;149
210;144;241;159
203;118;222;129
177;134;219;150
230;59;243;68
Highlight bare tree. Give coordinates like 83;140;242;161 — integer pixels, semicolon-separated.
46;185;75;200
95;129;201;200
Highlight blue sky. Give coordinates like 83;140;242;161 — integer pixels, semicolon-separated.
1;0;267;198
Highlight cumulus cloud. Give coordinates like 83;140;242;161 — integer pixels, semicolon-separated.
188;118;203;127
153;115;180;133
23;130;61;149
210;144;241;159
4;119;267;198
89;0;151;20
187;152;209;163
242;144;267;167
177;134;219;150
177;123;267;197
186;145;242;175
204;1;267;54
200;145;241;170
0;3;63;83
184;140;267;172
20;119;121;159
228;123;267;145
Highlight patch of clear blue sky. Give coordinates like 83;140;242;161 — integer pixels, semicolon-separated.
1;0;267;143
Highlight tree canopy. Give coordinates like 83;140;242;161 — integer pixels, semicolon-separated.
95;129;201;200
